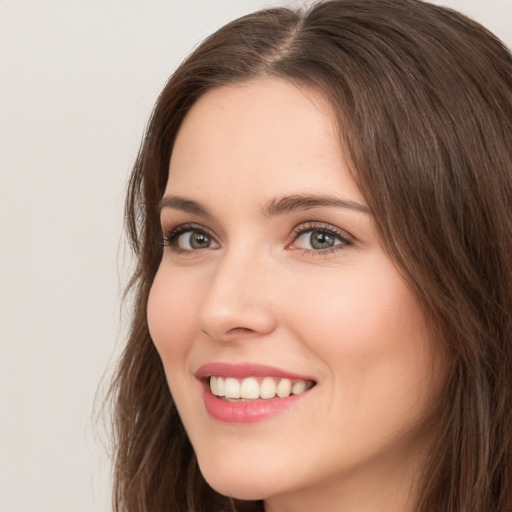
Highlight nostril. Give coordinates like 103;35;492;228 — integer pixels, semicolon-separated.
227;326;254;334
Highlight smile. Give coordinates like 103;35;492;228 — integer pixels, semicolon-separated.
209;376;315;400
196;363;317;423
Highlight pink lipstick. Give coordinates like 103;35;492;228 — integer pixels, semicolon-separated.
196;362;316;423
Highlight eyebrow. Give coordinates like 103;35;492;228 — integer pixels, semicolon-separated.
158;195;212;217
158;193;370;217
263;194;370;216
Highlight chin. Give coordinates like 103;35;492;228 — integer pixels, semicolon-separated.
196;453;287;501
200;470;269;501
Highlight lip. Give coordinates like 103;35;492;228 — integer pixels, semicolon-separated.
195;362;314;381
195;362;316;424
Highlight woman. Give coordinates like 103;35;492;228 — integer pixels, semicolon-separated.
109;0;512;511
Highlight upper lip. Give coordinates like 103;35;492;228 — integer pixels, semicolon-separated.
195;362;315;381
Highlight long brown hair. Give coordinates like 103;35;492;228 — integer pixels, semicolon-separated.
108;1;512;510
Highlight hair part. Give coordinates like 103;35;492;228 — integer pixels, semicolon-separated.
109;1;512;510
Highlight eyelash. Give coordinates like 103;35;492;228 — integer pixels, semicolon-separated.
160;221;353;256
288;222;352;256
161;223;215;254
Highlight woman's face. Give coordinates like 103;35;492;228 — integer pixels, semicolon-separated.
148;79;444;510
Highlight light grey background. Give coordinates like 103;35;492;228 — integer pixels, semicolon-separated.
1;1;510;511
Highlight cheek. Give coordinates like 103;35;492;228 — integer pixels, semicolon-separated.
285;261;435;410
286;262;422;350
146;266;199;362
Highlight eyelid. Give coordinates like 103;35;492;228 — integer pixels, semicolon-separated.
287;221;353;253
159;220;354;255
161;222;219;249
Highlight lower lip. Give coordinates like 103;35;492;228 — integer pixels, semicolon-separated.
201;383;310;423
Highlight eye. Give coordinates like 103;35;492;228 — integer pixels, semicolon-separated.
177;231;213;250
288;223;352;253
296;230;338;250
162;224;219;252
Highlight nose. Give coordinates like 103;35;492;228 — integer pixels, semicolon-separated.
196;249;277;342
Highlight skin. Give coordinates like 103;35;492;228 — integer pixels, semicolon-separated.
147;78;445;512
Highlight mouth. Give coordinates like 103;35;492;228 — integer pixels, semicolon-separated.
208;375;316;400
195;363;317;423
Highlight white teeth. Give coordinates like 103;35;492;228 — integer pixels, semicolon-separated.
224;377;240;399
209;376;313;400
216;376;225;396
260;377;276;399
292;380;306;395
209;376;225;396
210;376;218;395
240;377;260;399
276;378;292;398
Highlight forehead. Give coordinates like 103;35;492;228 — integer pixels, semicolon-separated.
167;78;363;205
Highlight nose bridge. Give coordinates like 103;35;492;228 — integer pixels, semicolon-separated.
197;244;276;340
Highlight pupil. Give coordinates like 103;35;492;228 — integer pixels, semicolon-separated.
311;231;333;249
191;232;209;248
